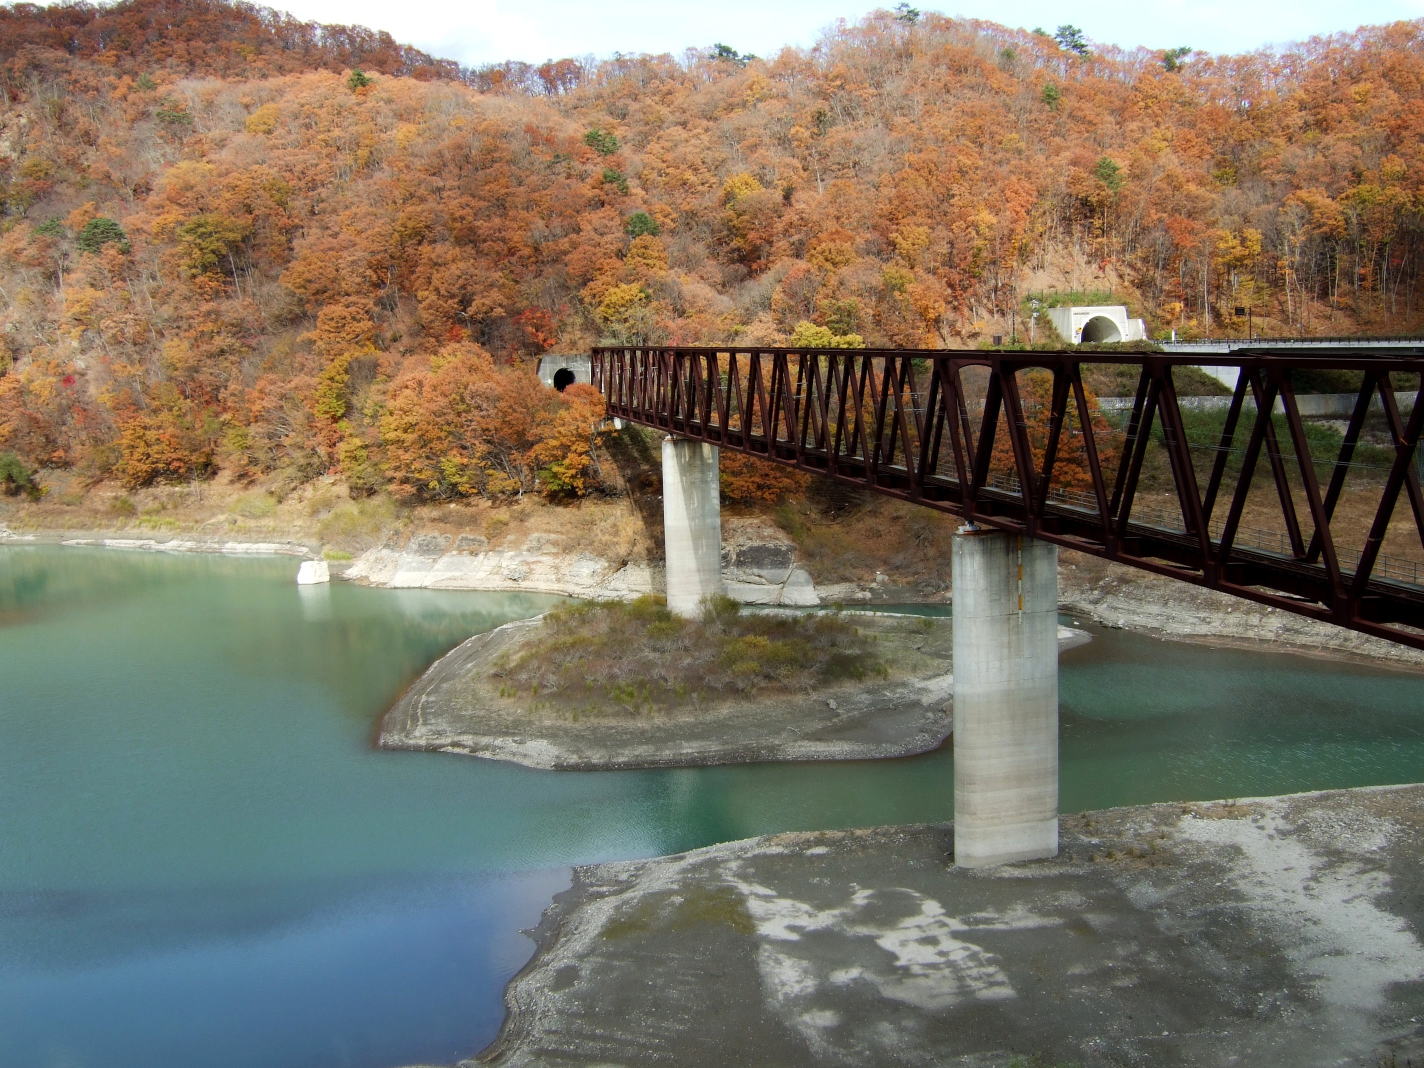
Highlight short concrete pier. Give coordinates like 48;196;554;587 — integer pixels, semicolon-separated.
951;528;1059;867
662;437;723;617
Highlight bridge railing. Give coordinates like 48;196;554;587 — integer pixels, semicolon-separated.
1164;336;1424;347
594;346;1424;650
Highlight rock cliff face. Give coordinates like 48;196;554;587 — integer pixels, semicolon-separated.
346;530;655;599
346;518;826;607
720;519;820;605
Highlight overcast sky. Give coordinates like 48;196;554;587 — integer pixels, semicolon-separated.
263;0;1423;68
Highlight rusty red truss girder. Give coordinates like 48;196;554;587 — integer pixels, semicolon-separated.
592;345;1424;650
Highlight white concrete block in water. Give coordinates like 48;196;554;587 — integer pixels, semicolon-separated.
662;436;723;617
951;530;1059;867
296;560;330;585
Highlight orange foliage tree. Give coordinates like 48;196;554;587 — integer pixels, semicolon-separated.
988;369;1117;494
378;345;606;501
719;452;810;506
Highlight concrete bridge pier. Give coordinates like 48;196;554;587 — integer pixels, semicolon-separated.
662;436;724;617
951;528;1059;867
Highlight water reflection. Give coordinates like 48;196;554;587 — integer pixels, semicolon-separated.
297;581;333;621
0;868;569;1068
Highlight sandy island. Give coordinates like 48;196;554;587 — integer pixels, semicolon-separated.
380;611;1089;770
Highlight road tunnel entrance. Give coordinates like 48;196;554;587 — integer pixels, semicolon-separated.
1079;315;1123;343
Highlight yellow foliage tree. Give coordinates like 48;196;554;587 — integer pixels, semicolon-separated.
788;320;865;348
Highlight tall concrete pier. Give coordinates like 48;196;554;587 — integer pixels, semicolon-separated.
951;528;1059;867
661;437;724;617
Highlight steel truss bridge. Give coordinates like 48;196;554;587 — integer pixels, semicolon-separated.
592;345;1424;651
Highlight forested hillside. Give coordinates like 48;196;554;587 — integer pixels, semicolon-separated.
1;0;1421;502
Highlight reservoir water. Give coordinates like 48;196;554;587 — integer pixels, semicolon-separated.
2;545;1421;1067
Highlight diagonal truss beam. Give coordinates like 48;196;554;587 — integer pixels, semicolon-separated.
594;345;1424;650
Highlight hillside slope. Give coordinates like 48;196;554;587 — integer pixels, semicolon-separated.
0;0;1421;504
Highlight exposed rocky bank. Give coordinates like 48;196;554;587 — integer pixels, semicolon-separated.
1058;551;1424;668
0;526;314;557
466;783;1424;1067
345;516;829;606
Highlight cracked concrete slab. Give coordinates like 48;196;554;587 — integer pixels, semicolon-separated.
469;784;1424;1067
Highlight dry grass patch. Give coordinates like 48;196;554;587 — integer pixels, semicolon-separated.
491;595;886;718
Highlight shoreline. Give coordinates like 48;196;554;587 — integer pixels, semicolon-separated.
6;522;1421;672
1057;549;1424;670
0;526;320;558
1083;618;1424;674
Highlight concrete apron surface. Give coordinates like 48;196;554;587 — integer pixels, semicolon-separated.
474;784;1424;1067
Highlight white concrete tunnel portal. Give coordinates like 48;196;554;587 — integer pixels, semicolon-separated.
536;354;593;392
1044;305;1145;345
1078;315;1123;343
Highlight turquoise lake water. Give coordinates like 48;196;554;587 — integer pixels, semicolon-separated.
2;545;1421;1067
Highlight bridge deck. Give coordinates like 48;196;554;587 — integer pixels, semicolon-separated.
593;345;1424;650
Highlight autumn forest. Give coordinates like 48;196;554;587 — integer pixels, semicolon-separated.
1;0;1421;503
